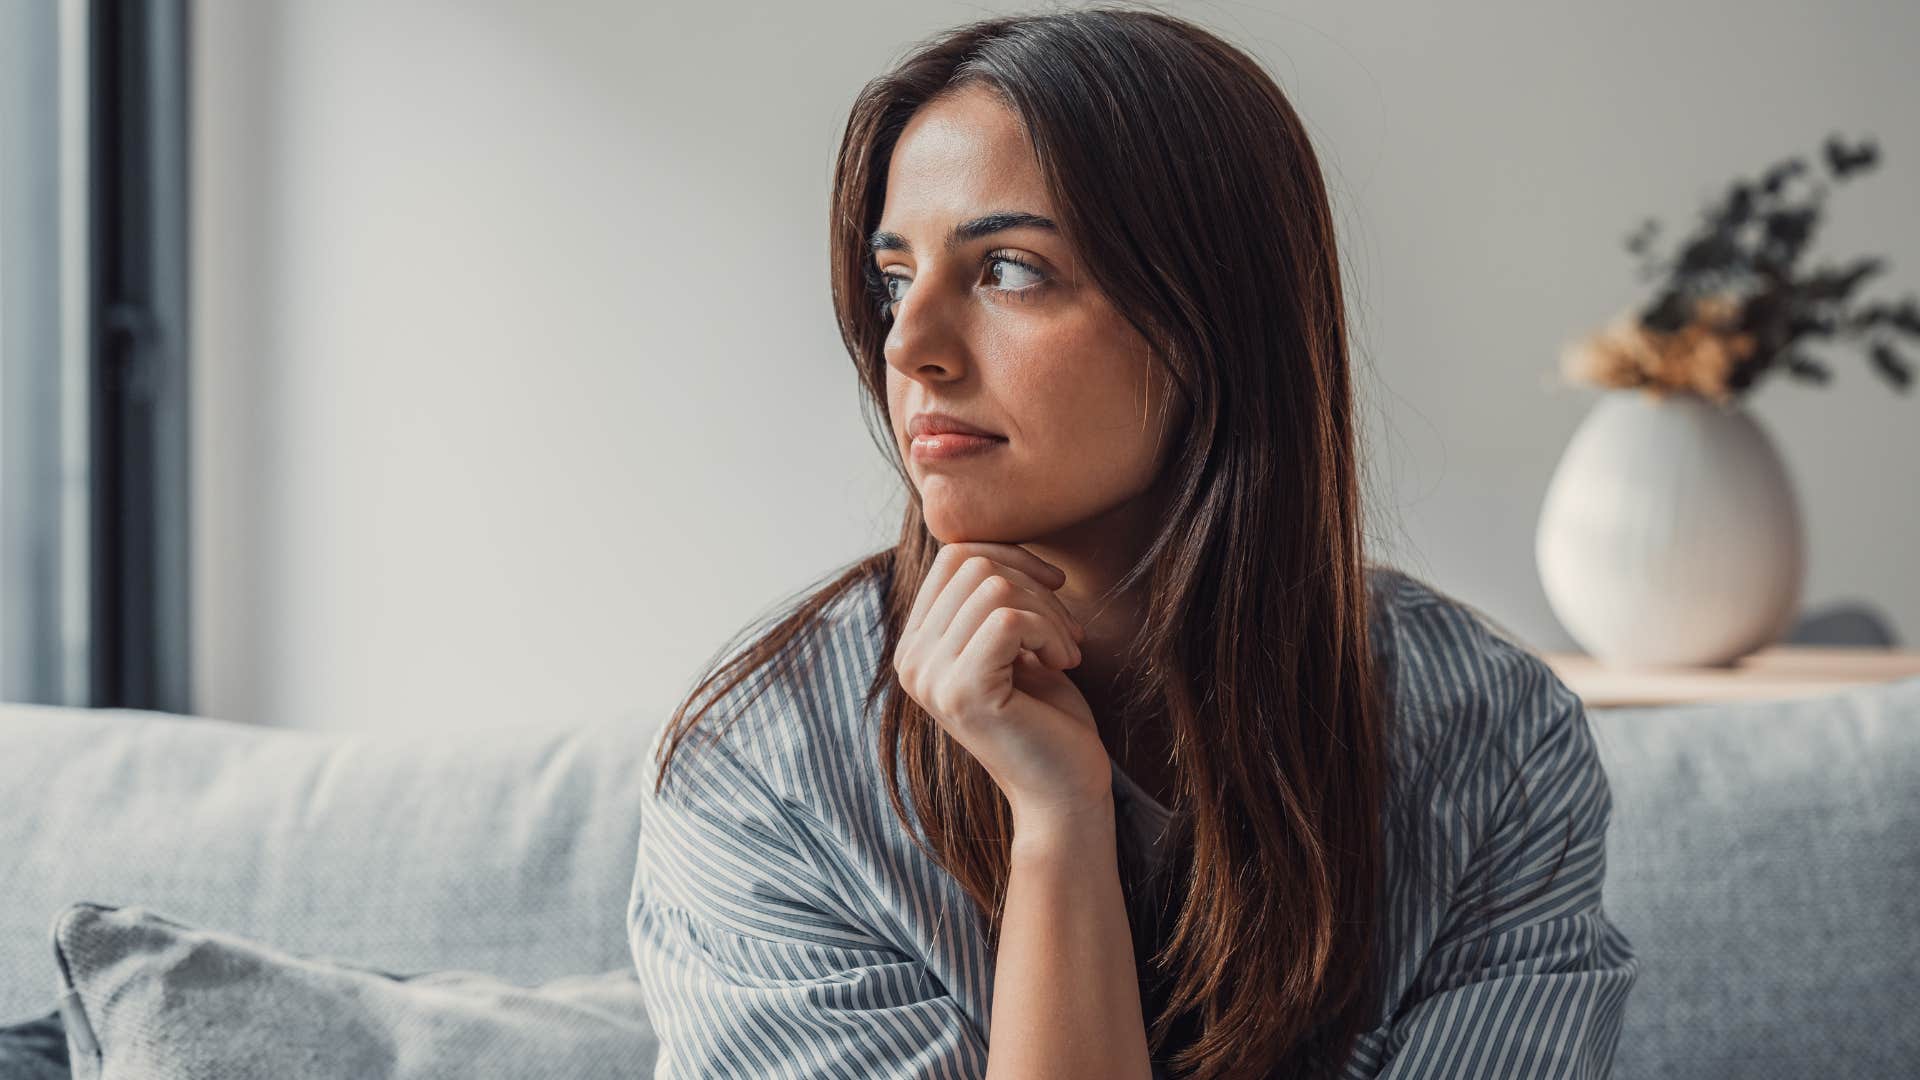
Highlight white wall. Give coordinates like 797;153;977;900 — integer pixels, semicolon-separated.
190;0;1920;731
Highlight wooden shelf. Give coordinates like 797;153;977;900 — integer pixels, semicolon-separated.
1538;645;1920;709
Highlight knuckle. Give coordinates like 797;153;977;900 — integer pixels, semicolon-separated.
961;554;992;579
928;682;958;720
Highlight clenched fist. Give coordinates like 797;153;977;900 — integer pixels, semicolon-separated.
892;542;1115;828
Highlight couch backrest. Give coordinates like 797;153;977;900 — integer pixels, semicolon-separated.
0;704;663;1021
1591;675;1920;1076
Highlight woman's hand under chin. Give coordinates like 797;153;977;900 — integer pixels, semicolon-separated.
892;541;1115;830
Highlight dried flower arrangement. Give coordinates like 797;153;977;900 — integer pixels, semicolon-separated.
1560;134;1920;405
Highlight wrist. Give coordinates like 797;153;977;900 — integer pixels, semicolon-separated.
1009;795;1117;860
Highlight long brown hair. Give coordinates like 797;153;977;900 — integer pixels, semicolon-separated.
648;6;1567;1077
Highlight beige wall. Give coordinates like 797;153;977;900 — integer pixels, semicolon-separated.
191;0;1920;730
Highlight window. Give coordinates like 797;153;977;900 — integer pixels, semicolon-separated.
0;0;190;712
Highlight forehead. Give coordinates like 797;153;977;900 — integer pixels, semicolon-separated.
881;85;1051;226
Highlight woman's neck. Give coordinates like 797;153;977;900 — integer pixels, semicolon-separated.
1062;617;1177;809
1015;468;1182;800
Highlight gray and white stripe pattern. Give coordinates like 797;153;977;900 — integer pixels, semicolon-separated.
628;565;1638;1077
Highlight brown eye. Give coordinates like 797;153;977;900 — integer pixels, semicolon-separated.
985;253;1046;292
865;251;1049;320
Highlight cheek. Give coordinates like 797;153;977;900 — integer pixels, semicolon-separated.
1021;342;1157;450
997;322;1105;417
884;370;909;439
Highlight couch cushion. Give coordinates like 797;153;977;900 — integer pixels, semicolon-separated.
52;902;658;1079
0;704;662;1020
0;1010;67;1080
1591;674;1920;1077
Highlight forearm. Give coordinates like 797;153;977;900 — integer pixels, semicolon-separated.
985;802;1153;1080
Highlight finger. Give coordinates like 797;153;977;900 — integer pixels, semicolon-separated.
910;542;1067;637
941;577;1080;672
982;542;1069;592
917;554;999;650
905;543;971;637
947;558;1083;650
922;554;1074;662
916;547;1080;647
951;608;1077;711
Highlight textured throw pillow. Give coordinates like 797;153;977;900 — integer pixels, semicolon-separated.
52;902;659;1079
0;1010;69;1080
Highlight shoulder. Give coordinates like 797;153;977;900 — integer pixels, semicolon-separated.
653;566;891;815
1365;565;1589;809
632;571;903;949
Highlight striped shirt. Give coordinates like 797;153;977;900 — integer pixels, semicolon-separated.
627;564;1638;1078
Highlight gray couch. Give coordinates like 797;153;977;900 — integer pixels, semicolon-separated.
3;676;1916;1076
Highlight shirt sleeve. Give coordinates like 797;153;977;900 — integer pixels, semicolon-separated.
1370;670;1640;1078
627;725;990;1080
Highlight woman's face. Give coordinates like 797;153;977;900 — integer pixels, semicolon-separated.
877;83;1186;547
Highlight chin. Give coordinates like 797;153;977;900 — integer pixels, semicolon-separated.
921;499;1073;547
923;521;1004;546
920;508;1019;546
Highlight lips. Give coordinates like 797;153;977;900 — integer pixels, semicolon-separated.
907;412;1004;440
908;431;1004;462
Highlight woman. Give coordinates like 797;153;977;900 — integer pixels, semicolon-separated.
628;7;1638;1078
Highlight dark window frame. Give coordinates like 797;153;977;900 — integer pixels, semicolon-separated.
88;0;192;712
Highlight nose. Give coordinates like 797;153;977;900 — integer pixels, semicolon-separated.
881;273;970;384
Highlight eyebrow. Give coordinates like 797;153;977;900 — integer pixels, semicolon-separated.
867;211;1059;257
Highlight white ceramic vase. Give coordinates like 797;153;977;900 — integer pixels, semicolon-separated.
1535;389;1805;667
